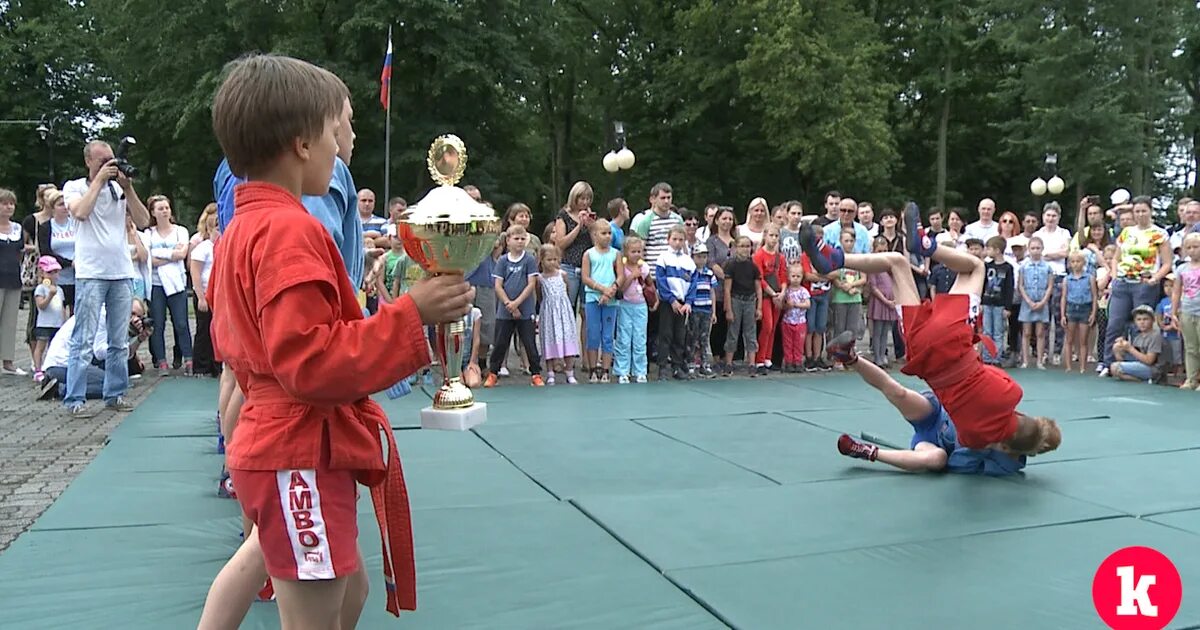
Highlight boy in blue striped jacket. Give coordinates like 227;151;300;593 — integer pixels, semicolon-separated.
656;225;696;380
686;243;717;378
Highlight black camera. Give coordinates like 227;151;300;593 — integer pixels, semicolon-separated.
129;314;152;339
113;136;138;179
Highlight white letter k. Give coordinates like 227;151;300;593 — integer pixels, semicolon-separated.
1116;565;1157;616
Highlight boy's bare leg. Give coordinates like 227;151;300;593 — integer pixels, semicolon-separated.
798;225;921;307
218;368;236;427
845;350;933;420
843;253;921;306
197;530;269;630
933;247;985;297
274;578;349;630
827;334;948;473
340;550;370;629
874;443;950;472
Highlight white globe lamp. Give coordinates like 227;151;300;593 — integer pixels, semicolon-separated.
1030;178;1048;196
616;148;636;170
1047;176;1065;195
602;152;620;173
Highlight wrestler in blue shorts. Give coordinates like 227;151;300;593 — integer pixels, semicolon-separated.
827;331;1025;476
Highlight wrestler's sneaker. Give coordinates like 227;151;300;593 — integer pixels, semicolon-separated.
837;434;878;462
826;331;859;366
798;222;843;274
257;577;275;602
904;201;936;258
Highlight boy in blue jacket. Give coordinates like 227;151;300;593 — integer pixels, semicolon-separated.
685;243;717;378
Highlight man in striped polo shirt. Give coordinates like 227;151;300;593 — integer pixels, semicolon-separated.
632;182;683;362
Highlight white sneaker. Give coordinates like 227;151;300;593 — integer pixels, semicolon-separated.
1098;367;1110;378
618;375;630;384
635;374;648;384
498;366;510;377
1;366;28;376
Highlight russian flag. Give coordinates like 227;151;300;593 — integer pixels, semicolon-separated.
380;27;393;109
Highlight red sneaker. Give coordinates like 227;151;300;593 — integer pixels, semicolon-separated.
837;434;878;461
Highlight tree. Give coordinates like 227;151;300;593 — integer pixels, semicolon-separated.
0;0;115;210
736;0;899;196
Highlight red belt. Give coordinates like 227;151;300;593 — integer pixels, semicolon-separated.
243;386;417;615
370;412;417;615
923;353;981;390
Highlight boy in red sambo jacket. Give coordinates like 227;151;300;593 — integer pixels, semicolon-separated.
198;54;474;628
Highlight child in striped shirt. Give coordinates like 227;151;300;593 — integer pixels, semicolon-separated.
686;243;717;378
655;225;696;380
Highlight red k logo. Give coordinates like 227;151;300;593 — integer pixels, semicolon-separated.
1092;546;1182;630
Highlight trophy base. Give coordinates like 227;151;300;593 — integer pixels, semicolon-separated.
421;402;488;432
433;380;475;409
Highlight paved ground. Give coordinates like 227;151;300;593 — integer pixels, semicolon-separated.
0;306;187;553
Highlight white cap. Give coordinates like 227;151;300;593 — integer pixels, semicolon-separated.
1110;188;1131;205
1008;235;1029;249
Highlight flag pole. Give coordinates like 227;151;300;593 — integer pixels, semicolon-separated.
383;24;393;207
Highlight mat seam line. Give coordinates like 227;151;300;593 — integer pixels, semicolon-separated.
664;513;1130;574
1027;444;1200;466
567;499;736;630
630;420;782;486
773;412;856;435
468;429;565;501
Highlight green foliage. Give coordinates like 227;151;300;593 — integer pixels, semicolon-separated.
0;0;1195;229
0;0;115;211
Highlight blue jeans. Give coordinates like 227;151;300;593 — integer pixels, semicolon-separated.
1049;276;1066;355
1103;280;1161;366
66;278;132;406
45;365;104;399
614;301;648;377
981;304;1006;363
584;301;617;353
561;264;583;311
150;285;193;365
1112;360;1153;381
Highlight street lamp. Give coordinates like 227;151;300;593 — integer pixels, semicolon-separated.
36;118;55;183
1;116;55;182
603;121;635;172
602;121;635;197
1030;153;1064;197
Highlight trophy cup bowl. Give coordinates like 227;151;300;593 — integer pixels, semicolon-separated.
398;135;500;428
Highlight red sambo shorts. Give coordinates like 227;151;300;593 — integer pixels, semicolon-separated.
901;293;1021;448
231;463;361;581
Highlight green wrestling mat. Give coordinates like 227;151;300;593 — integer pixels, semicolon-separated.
4;372;1200;629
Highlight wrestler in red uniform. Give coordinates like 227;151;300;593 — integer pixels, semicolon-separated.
799;204;1060;457
198;55;474;629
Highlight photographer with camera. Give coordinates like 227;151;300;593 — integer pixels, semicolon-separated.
38;297;151;401
60;139;151;417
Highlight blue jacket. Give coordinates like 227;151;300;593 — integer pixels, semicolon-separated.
213;157;364;289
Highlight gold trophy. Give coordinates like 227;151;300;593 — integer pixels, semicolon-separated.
398;135;500;430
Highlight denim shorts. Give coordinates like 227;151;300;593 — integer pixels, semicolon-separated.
1112;360;1153;381
1065;302;1091;323
807;292;831;333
